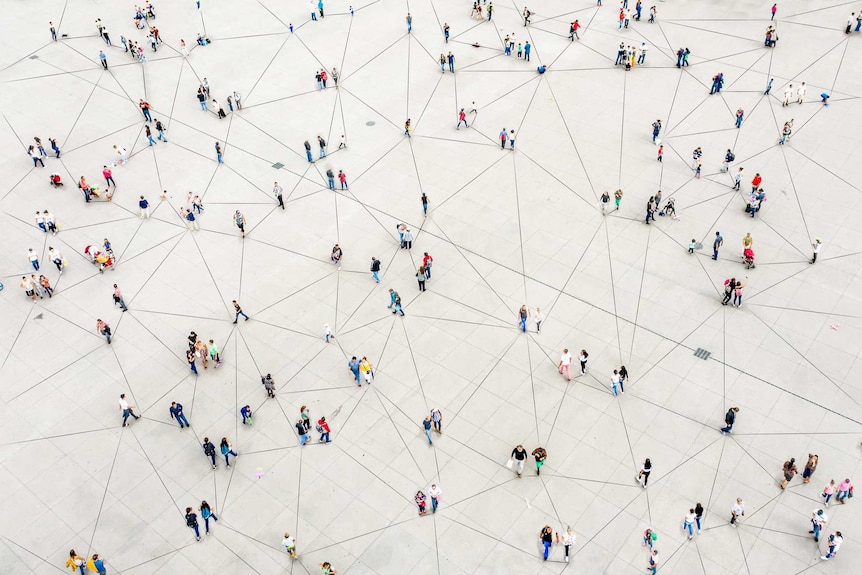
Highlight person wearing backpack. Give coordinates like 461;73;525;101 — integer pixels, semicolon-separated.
296;419;310;446
202;437;217;469
220;438;237;467
720;407;739;434
185;508;201;541
199;500;218;534
317;417;331;443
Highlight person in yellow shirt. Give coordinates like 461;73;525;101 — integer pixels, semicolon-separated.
65;549;85;573
359;357;374;385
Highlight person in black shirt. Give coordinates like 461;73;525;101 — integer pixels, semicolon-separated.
185;507;201;541
511;445;527;477
720;407;739;434
540;525;554;560
532;447;547;475
202;438;217;469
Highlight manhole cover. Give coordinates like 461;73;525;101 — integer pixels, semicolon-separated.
693;348;711;360
29;55;40;60
366;121;375;126
272;162;284;169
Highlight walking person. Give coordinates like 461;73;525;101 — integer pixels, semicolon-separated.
510;445;528;477
836;478;852;503
611;369;620;396
534;307;543;332
112;284;128;311
456;108;468;129
637;458;651;488
66;550;86;574
561;526;575;562
99;50;108;69
359;356;374;385
430;408;442;433
821;531;843;561
187;349;199;376
232;300;249;323
422;416;433;444
370;257;381;282
200;501;218;534
822;479;836;505
414;491;427;515
558;348;572;381
810;508;827;541
712;231;724;260
618;365;628;392
185;507;202;541
780;457;798;489
428;483;441;512
283;533;298;558
272;181;284;209
532;446;547;475
578;350;589;375
338;170;348;189
416;267;426;291
683;508;697;539
642;528;656;548
694;502;704;533
422;252;433;279
208;339;222;367
720;407;739;434
732;277;748;307
647;549;659;575
220;438;238;466
38;275;53;298
215;141;223;163
170;401;190;428
317;416;331;443
97;319;112;344
202;438;217;469
447;51;455;72
392;291;404;316
811;238;822;263
118;393;140;427
261;373;276;398
730;497;745;526
240;405;253;425
421;192;429;215
540;525;554;561
802;453;818;483
517;305;530;332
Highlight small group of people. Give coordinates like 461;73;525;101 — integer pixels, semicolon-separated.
201;436;238;469
538;525;576;562
184;500;218;541
347;356;374;387
295;405;332;445
421;409;443;443
508;444;547;477
557;348;591;381
186;331;221;375
413;483;442;515
516;304;544;332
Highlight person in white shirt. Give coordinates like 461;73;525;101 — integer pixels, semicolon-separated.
683;509;697;539
561;526;576;562
611;370;621;396
810;509;828;541
428;484;442;513
43;210;58;235
822;530;842;560
578;350;589;375
811;238;822;264
730;498;745;527
35;211;46;232
48;247;64;272
783;84;793;106
118;393;140;426
797;82;806;104
282;532;297;558
534;307;544;333
273;181;284;209
558;349;572;381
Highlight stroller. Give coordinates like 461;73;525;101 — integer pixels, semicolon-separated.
742;247;755;269
84;245;115;273
49;173;64;187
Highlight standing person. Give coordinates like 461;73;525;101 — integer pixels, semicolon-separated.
317;416;331;443
421;252;433;279
103;165;116;187
732;277;748;307
200;501;218;533
331;244;343;267
414;491;427;515
647;549;659;575
712;231;723;260
406;12;412;33
500;128;508;149
517;305;530;332
241;405;253;425
531;446;547;476
232;299;249;322
780;457;798;489
751;173;762;193
730;497;745;526
38;275;53;298
821;479;836;505
810;509;828;541
558;348;572;381
578;350;589;375
99;50;108;69
118;393;140;426
416;267;426;291
428;483;441;512
273;181;284;209
797;82;806;104
447;51;455;72
421;192;429;215
735;108;744;128
338;170;348;189
539;525;554;561
510;445;528;477
97;319;112;344
187;349;199;376
642;528;656;548
821;531;843;561
618;365;628;393
836;478;852;503
430;408;442;433
139;195;150;218
326;168;336;190
170;401;190;429
422;416;433;444
534;307;543;332
261;373;276;398
720;407;739;434
319;562;336;574
208;339;221;367
370;257;381;283
282;533;298;558
802;454;819;483
202;438;217;469
185;507;202;541
694;502;704;533
112;284;128;311
614;189;623;210
810;238;822;263
220;437;237;466
733;167;743;190
637;458;651;488
651;119;661;143
317;135;327;158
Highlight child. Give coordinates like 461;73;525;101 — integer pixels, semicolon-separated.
324;324;333;343
695;163;702;178
689;239;696;254
657;145;663;162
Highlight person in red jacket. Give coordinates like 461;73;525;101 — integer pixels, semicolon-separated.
422;252;433;279
338;170;348;190
317;417;331;443
751;173;762;193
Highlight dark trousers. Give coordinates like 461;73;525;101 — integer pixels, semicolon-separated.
418;280;425;291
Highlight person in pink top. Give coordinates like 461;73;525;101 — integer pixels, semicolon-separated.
103;166;116;187
822;480;836;506
836;478;852;504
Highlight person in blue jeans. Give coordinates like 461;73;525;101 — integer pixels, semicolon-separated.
348;356;361;385
296;419;310;445
720;407;739;433
524;42;531;62
220;438;237;466
318;417;331;442
712;231;723;260
232;300;249;322
185;508;201;541
540;526;554;560
304;139;313;162
89;554;107;575
683;508;697;539
200;500;218;533
518;305;530;332
170;401;190;428
423;416;433;444
648;549;659;574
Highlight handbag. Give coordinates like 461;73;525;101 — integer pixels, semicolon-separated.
506;458;513;469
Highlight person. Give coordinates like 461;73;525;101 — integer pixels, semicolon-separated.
87;554;107;575
317;416;331;442
200;500;218;533
836;478;852;503
232;300;249;322
780;457;798;489
532;446;547;475
600;190;610;214
422;416;433;444
578;350;589;375
392;292;404;316
185;507;201;541
416;266;426;291
811;238;822;263
810;508;827;541
539;525;554;561
429;408;442;434
730;497;745;526
618;365;628;392
683;508;697;539
331;244;343;267
422;252;433;279
283;532;298;558
170;402;189;429
296;418;310;446
97;319;112;344
720;407;739;434
534;307;543;332
428;483;442;512
319;561;337;574
802;454;818;483
558;348;572;381
241;405;253;425
647;549;659;574
414;491;427;515
561;526;575;562
370;257;381;282
359;356;373;385
821;531;843;560
510;444;528;477
712;231;723;260
822;479;836;505
642;528;656;548
694;502;704;532
220;438;237;466
202;438;217;469
66;549;86;574
637;458;651;487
